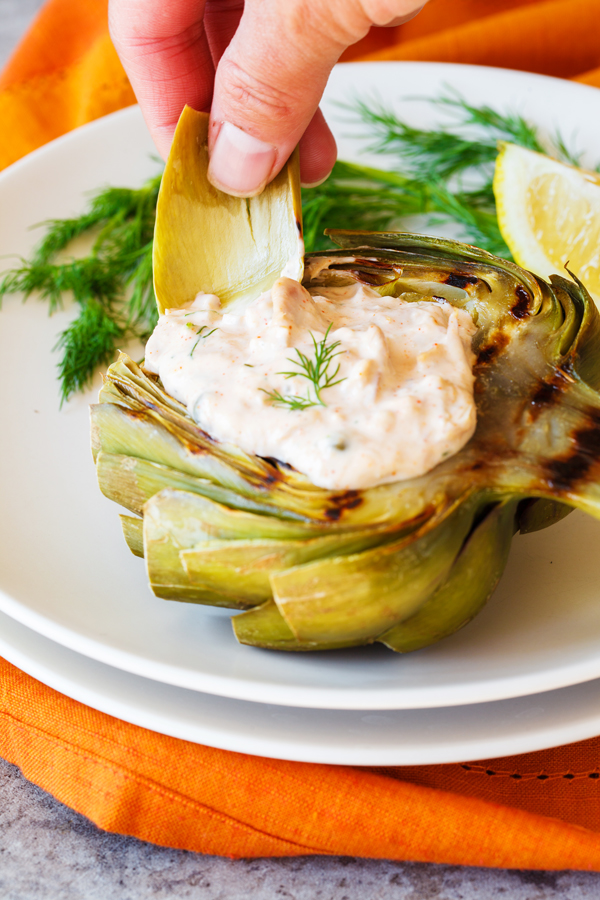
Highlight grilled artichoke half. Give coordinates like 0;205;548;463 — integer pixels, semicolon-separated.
91;107;600;653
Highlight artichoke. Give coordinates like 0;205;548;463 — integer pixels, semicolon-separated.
91;107;600;653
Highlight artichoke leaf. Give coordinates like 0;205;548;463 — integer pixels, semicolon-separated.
233;600;314;649
141;488;325;607
145;488;347;542
93;370;451;528
181;539;303;605
233;600;367;651
119;514;144;557
153;106;303;314
517;498;573;534
271;495;479;644
91;401;264;498
96;451;290;519
143;489;266;608
379;499;518;653
180;525;412;604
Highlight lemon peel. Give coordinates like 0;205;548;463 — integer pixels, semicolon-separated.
494;142;600;304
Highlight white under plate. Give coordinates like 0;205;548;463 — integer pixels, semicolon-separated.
4;605;600;765
2;63;600;711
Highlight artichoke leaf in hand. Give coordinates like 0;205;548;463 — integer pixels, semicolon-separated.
153;106;303;314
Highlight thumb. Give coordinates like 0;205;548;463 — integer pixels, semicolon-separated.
208;0;429;196
208;0;347;196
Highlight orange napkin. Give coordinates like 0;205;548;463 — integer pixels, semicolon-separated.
0;0;135;170
3;0;600;870
344;0;600;88
5;657;600;869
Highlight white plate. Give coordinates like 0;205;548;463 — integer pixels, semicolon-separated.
2;63;600;712
5;605;600;765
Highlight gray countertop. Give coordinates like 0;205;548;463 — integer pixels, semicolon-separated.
2;754;600;900
1;1;600;896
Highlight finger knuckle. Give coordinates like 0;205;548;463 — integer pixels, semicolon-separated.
218;59;297;130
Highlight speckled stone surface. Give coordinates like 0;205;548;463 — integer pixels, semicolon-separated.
2;755;600;900
2;2;600;897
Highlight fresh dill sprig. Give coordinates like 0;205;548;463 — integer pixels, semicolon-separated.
55;298;125;400
321;91;593;258
0;171;162;403
348;92;572;180
0;256;121;315
432;94;546;155
263;324;346;411
262;388;322;412
426;182;511;256
302;157;509;256
350;96;500;180
302;160;427;251
189;325;218;356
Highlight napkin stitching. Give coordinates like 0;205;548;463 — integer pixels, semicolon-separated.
32;710;179;768
461;764;600;783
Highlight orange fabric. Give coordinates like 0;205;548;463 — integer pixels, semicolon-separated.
4;657;600;869
0;0;135;170
340;0;545;61
378;745;600;834
354;0;600;81
4;0;600;870
576;67;600;88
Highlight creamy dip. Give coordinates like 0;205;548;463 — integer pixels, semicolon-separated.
144;277;477;490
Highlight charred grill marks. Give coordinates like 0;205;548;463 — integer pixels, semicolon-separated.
445;273;478;290
529;371;570;422
546;408;600;490
256;457;284;486
123;406;148;421
476;332;509;366
258;456;288;469
325;490;363;520
511;286;531;319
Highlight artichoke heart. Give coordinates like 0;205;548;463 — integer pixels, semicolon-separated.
91;107;600;653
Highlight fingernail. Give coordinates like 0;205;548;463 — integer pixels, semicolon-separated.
301;172;333;189
208;122;277;197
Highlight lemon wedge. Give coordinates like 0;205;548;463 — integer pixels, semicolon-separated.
494;142;600;303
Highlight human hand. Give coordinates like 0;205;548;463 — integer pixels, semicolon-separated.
109;0;426;196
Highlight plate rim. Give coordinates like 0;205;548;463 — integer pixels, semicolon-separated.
4;606;600;765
